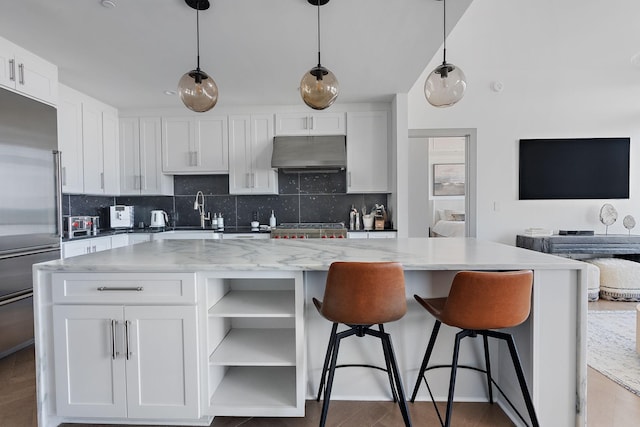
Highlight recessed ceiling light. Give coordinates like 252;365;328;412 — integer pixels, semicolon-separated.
164;90;177;96
101;0;116;8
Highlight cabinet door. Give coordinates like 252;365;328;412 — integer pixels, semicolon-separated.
228;115;277;195
346;111;389;193
102;108;120;195
91;237;112;253
228;115;252;194
0;37;16;90
162;117;193;173
139;117;173;194
249;114;278;194
196;116;228;173
119;118;142;195
14;49;58;105
275;113;310;136
110;234;129;249
62;240;91;258
125;306;199;419
309;113;345;135
58;86;85;193
82;101;105;194
52;305;127;417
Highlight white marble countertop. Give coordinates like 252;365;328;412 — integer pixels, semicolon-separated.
37;237;584;272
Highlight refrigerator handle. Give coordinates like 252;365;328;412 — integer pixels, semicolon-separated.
53;150;63;238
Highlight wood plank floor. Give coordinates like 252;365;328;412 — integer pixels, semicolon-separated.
1;300;638;426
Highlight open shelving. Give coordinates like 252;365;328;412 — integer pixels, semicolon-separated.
201;273;304;417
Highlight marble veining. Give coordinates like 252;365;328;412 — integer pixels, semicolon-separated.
39;238;584;273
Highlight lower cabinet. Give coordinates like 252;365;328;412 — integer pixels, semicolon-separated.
51;273;199;421
62;236;111;258
201;272;304;417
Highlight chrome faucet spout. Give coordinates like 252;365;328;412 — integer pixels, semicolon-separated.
194;191;210;229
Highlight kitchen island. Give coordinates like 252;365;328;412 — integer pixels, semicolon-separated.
33;238;587;427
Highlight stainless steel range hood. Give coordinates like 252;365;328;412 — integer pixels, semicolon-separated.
271;135;346;173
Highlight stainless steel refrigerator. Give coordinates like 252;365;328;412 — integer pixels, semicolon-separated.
0;87;61;359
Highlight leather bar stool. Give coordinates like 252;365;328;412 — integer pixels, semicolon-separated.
313;261;412;427
410;270;539;427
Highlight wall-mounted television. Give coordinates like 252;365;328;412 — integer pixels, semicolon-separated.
519;137;630;200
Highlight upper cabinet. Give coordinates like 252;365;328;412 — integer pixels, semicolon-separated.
0;36;58;105
57;84;119;195
275;112;345;136
228;114;278;195
346;111;389;193
161;116;228;174
57;87;84;194
120;117;173;195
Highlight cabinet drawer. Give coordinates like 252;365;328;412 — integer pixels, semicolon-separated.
52;273;196;304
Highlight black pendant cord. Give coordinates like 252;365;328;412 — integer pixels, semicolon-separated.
316;1;322;67
196;2;201;72
442;0;447;65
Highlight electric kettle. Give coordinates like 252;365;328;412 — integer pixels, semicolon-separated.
150;210;168;228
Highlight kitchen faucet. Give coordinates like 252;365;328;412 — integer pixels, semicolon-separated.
193;191;210;229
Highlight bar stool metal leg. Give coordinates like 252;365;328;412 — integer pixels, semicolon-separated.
379;324;399;403
482;333;494;404
444;329;474;427
410;320;441;402
316;322;338;401
319;328;353;427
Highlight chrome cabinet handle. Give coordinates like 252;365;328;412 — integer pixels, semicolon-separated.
62;166;67;186
110;319;117;360
125;320;131;360
246;173;250;188
348;172;351;187
251;173;256;188
8;59;15;81
310;116;314;130
18;63;24;85
100;172;104;189
97;286;144;291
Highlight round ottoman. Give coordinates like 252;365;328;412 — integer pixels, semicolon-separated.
587;258;640;302
583;262;601;302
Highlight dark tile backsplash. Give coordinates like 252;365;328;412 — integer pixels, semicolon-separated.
64;171;389;229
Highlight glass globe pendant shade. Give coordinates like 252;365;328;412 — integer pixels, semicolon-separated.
424;62;467;107
300;65;339;110
178;69;218;113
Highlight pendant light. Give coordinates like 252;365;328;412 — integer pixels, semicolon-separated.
300;0;339;110
178;0;218;112
424;0;466;107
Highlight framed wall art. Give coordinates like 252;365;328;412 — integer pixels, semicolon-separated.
433;163;465;196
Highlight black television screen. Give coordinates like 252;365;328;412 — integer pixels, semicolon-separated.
519;137;630;200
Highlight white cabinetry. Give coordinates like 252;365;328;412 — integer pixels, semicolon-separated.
57;84;119;195
57;86;84;193
221;233;270;240
51;273;198;420
346;111;389;193
228;114;278;195
202;272;304;417
62;236;112;258
162;116;228;174
0;35;58;105
275;112;345;136
348;231;397;239
120;117;173;195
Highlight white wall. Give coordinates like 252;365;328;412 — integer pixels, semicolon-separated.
407;0;640;244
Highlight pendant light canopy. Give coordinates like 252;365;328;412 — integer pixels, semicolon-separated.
424;0;466;107
178;0;218;112
300;0;339;110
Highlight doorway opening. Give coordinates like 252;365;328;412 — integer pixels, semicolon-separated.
407;129;476;238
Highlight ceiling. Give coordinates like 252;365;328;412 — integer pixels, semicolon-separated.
0;0;472;111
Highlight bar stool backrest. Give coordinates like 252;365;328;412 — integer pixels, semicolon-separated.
441;270;534;330
320;262;407;325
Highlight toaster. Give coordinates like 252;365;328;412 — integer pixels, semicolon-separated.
109;205;134;229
